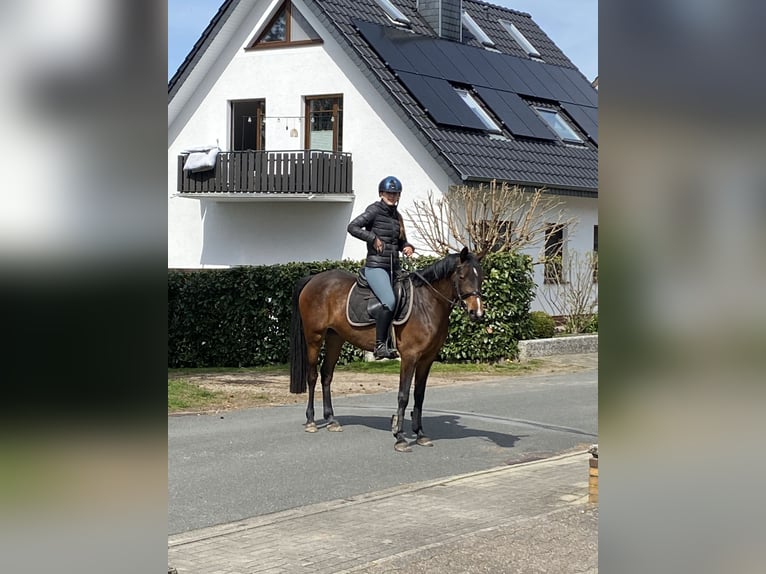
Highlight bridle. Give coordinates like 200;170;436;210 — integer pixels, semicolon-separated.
410;262;483;312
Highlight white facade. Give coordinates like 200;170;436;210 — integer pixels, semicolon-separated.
168;0;448;268
168;0;597;311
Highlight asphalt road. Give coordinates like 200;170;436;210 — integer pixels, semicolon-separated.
168;368;597;534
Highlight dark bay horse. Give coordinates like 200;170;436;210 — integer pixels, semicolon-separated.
289;247;484;452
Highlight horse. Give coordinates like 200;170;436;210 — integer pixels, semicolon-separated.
289;246;485;452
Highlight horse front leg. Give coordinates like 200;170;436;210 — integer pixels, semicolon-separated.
411;360;434;447
392;359;416;452
320;332;344;432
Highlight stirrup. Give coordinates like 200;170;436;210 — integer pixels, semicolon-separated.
374;342;398;360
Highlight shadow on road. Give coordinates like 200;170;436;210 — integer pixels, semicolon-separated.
332;413;525;449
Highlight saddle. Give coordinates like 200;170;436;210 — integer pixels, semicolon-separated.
346;270;414;327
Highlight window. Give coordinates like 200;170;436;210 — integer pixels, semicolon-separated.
544;224;565;284
374;0;411;27
305;95;343;152
499;19;542;60
593;225;598;283
231;100;265;151
534;108;583;143
454;88;502;133
248;1;322;49
462;11;495;48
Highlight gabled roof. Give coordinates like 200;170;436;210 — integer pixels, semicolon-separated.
170;0;598;194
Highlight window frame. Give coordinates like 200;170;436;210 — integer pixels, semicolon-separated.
230;99;266;152
544;223;565;284
454;87;503;133
499;19;542;60
304;94;343;152
247;0;323;50
533;107;584;143
373;0;411;27
462;11;495;48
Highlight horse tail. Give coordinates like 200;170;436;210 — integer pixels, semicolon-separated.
289;275;312;394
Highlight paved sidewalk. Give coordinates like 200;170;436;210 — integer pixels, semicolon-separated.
168;450;597;573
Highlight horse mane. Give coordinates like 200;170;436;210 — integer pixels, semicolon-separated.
410;253;461;286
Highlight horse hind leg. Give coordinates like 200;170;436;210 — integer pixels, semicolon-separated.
320;330;344;432
304;334;323;433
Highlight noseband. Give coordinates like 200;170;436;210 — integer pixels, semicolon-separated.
452;274;482;311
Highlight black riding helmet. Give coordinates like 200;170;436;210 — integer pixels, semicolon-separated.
378;176;402;193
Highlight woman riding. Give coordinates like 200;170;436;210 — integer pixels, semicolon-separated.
347;176;415;359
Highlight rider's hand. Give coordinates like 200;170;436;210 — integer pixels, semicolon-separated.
402;246;414;257
373;237;383;253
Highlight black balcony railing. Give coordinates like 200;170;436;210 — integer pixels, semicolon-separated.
177;150;353;195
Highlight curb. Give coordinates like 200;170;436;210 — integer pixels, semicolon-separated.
168;449;589;546
518;334;598;361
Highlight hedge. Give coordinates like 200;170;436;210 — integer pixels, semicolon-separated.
168;252;535;367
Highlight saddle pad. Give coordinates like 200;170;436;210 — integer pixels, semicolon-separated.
346;277;413;327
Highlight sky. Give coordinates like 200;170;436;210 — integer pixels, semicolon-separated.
168;0;598;82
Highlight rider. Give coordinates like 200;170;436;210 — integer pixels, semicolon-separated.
347;176;415;359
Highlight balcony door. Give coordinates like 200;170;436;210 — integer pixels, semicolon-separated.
305;95;343;152
231;100;265;151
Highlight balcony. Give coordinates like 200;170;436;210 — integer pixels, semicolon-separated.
177;149;353;202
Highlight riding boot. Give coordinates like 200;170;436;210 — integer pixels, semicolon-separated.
374;306;398;360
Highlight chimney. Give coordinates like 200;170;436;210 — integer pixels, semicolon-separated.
418;0;463;42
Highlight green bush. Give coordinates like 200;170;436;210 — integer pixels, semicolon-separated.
527;310;556;339
168;251;535;367
582;313;598;333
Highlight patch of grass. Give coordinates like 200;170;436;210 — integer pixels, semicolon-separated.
169;364;289;378
168;379;226;412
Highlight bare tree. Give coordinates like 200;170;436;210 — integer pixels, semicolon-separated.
404;180;576;259
538;249;598;333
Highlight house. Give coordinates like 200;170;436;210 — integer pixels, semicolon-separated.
168;0;598;311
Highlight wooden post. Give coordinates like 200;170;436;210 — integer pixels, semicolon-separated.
588;444;598;504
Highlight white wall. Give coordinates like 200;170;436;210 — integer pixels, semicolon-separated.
168;0;449;268
523;195;598;312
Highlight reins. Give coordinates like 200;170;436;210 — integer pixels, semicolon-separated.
407;266;482;311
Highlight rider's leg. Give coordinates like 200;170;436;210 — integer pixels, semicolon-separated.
364;267;397;359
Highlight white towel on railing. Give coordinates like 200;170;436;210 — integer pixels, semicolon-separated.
182;146;220;173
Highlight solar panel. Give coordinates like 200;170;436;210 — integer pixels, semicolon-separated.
515;58;557;101
475;87;557;141
355;21;416;74
435;41;493;87
560;68;598;107
542;64;591;106
531;63;573;104
397;71;489;130
356;20;598;136
561;103;598;143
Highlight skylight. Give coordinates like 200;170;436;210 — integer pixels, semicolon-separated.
499;19;542;59
462;11;495;48
374;0;411;26
533;107;583;142
454;88;502;133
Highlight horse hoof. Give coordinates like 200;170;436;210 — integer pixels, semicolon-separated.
327;422;343;432
394;440;412;453
304;422;318;433
416;436;434;447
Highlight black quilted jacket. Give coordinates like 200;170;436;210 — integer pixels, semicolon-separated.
347;200;414;270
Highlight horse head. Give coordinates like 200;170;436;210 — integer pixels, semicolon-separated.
454;246;485;322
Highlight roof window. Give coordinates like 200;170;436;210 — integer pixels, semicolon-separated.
454;88;502;133
499;19;542;60
533;107;583;143
374;0;411;27
462;11;495;48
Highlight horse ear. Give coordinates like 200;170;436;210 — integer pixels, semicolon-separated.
459;246;469;261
